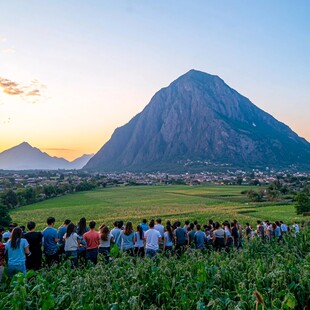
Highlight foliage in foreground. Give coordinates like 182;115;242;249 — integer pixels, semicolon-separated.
1;231;309;310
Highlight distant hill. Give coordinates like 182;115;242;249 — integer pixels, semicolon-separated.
84;69;310;172
0;142;93;170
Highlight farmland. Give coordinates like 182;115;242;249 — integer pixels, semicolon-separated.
9;185;306;229
2;185;310;309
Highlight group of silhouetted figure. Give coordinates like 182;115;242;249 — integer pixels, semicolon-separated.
0;217;300;280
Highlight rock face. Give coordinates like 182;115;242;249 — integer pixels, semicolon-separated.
0;142;93;170
85;69;310;172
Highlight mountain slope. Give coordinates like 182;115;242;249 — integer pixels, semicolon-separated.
0;142;93;170
84;69;310;172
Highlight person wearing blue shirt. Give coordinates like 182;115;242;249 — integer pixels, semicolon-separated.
140;219;149;233
57;219;71;255
194;225;206;250
42;217;59;267
5;227;29;278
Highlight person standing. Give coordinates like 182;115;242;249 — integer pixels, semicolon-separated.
140;219;149;233
83;221;100;265
144;220;161;258
194;224;206;250
111;221;122;249
119;222;135;256
99;225;114;263
174;222;187;257
163;225;174;253
58;219;71;255
134;225;145;257
24;221;43;270
5;227;30;278
154;218;164;252
63;222;80;267
42;217;59;267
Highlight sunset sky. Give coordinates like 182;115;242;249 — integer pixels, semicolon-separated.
0;1;309;161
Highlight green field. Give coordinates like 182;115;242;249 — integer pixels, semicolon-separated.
10;185;305;229
3;185;310;309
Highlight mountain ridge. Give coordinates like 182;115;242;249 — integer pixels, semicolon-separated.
0;142;93;170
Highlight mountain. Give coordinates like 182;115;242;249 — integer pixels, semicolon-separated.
69;154;93;169
85;69;310;172
0;142;93;170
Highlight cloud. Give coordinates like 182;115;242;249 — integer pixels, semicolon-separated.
1;48;15;54
0;36;7;43
0;76;45;100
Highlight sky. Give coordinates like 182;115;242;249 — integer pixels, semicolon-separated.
0;1;309;161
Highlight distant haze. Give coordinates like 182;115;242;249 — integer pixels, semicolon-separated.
0;142;93;170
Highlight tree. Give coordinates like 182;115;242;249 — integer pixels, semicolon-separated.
295;192;310;215
1;189;19;209
0;202;12;226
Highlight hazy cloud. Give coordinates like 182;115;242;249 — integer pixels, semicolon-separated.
0;76;45;100
2;48;15;54
0;36;7;43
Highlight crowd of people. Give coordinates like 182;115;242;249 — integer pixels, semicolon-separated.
0;217;301;281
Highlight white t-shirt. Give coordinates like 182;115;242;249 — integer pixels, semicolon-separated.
64;233;79;251
293;224;300;233
154;224;164;238
144;229;161;251
134;231;144;248
99;233;113;248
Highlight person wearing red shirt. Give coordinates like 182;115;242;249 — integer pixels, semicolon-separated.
83;221;100;265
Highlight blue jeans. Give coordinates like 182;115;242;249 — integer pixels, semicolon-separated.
65;250;78;267
8;263;26;278
146;248;158;258
86;248;98;265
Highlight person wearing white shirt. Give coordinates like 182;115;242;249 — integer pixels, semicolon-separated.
293;222;300;233
144;220;162;258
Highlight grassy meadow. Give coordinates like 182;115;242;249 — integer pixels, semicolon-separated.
10;185;305;229
3;185;310;309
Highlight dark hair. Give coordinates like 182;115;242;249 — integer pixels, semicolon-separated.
66;222;76;238
10;227;22;249
272;222;277;230
137;225;143;240
166;225;173;242
176;221;181;227
20;225;26;231
196;224;201;231
257;220;261;224
142;219;147;224
189;223;195;230
100;226;110;241
27;221;36;231
0;226;4;234
47;217;55;225
117;221;123;229
64;219;71;225
77;217;87;235
194;220;198;225
124;222;133;235
214;222;220;230
185;220;190;225
89;221;96;229
246;223;250;226
149;220;155;228
113;221;118;227
166;220;171;226
156;218;161;224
